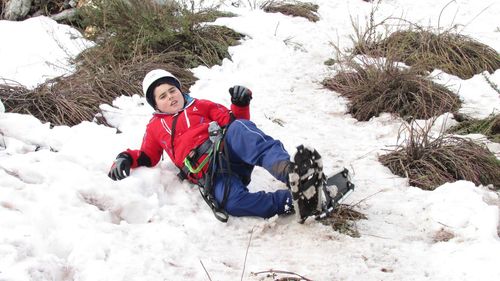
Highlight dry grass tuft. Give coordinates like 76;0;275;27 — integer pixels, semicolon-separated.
355;28;500;79
262;0;319;22
76;52;197;94
323;58;461;121
320;205;367;237
0;53;196;126
77;0;242;68
448;113;500;143
379;121;500;190
0;78;100;126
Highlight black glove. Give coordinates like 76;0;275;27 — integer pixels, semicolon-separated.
229;85;252;106
108;153;132;181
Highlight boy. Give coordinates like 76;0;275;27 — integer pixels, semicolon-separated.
108;69;323;221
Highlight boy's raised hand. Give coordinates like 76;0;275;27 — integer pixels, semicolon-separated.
229;85;252;106
108;153;132;181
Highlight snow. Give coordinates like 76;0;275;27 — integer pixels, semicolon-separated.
1;0;499;280
0;17;94;89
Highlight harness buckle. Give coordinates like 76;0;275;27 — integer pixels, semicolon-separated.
208;121;223;143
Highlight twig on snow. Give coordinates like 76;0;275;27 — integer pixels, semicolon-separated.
240;226;255;281
199;259;213;281
251;269;313;281
351;189;385;207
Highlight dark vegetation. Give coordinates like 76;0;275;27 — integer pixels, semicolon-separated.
379;121;500;190
355;29;500;79
449;113;500;143
321;204;367;237
323;59;461;121
261;0;319;22
77;0;241;68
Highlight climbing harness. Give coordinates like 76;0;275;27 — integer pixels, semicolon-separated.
180;121;232;222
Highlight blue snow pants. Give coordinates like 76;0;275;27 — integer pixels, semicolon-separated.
213;119;293;218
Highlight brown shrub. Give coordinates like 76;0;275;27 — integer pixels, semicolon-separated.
355;29;500;79
379;121;500;190
323;59;461;121
77;0;242;68
262;0;319;22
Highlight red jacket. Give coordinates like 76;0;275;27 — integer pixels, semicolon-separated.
125;97;250;180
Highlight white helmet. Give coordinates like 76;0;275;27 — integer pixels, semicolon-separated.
142;69;181;108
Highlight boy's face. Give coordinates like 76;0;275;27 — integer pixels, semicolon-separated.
153;83;184;114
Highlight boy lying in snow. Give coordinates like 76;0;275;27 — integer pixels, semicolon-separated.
108;69;324;222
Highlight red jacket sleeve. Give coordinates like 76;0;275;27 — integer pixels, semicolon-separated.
203;100;251;124
230;104;250;120
124;122;163;168
201;100;232;126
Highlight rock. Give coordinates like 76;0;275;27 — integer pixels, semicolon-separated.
50;8;77;22
3;0;33;21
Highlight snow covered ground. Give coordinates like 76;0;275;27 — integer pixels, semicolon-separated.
1;0;499;280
